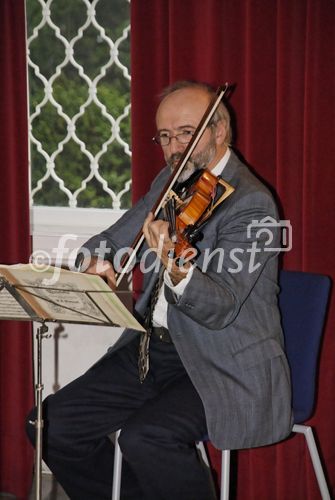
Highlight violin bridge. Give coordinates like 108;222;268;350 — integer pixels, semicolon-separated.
167;189;183;206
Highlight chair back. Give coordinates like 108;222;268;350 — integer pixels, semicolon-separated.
278;270;331;423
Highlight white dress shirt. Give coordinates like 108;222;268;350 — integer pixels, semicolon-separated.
152;148;231;328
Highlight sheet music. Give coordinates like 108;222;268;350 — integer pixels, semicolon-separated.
20;280;110;324
0;286;31;319
0;264;145;331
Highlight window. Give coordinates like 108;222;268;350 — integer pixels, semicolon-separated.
27;0;131;211
25;0;132;406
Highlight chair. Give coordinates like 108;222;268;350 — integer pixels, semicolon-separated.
111;270;331;500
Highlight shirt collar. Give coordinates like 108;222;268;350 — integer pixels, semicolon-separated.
210;147;231;177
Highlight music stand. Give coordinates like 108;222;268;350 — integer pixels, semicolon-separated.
0;268;143;500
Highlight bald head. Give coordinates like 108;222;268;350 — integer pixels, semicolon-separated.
158;81;232;146
156;87;212;136
155;83;229;176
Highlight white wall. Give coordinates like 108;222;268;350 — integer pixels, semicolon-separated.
30;206;126;398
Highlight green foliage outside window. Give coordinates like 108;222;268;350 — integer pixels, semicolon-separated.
27;0;131;208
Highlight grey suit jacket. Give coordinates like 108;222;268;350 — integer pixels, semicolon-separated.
80;150;293;450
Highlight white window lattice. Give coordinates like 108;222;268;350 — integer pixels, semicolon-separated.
27;0;131;209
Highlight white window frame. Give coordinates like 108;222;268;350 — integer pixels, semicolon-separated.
30;205;126;266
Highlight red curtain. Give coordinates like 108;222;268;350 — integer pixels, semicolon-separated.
131;0;335;498
0;1;34;498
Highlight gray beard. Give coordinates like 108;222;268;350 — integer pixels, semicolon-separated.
167;140;216;183
174;159;200;183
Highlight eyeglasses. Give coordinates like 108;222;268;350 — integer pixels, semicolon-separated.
152;121;217;147
152;130;194;147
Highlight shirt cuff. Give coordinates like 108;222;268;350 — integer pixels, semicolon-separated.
163;265;195;296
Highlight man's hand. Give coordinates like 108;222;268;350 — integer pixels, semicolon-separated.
84;256;116;290
142;212;192;285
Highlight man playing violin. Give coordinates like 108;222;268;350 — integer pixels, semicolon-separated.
27;81;292;500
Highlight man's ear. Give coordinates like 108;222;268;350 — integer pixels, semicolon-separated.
214;119;227;145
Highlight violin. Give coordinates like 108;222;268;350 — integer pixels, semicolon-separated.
115;84;234;286
164;168;234;263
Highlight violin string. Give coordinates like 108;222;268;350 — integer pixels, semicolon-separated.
164;197;177;242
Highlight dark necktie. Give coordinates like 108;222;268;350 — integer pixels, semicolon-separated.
138;267;164;382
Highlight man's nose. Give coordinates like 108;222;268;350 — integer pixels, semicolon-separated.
167;136;185;155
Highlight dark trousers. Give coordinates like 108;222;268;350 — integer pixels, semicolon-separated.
26;334;215;500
